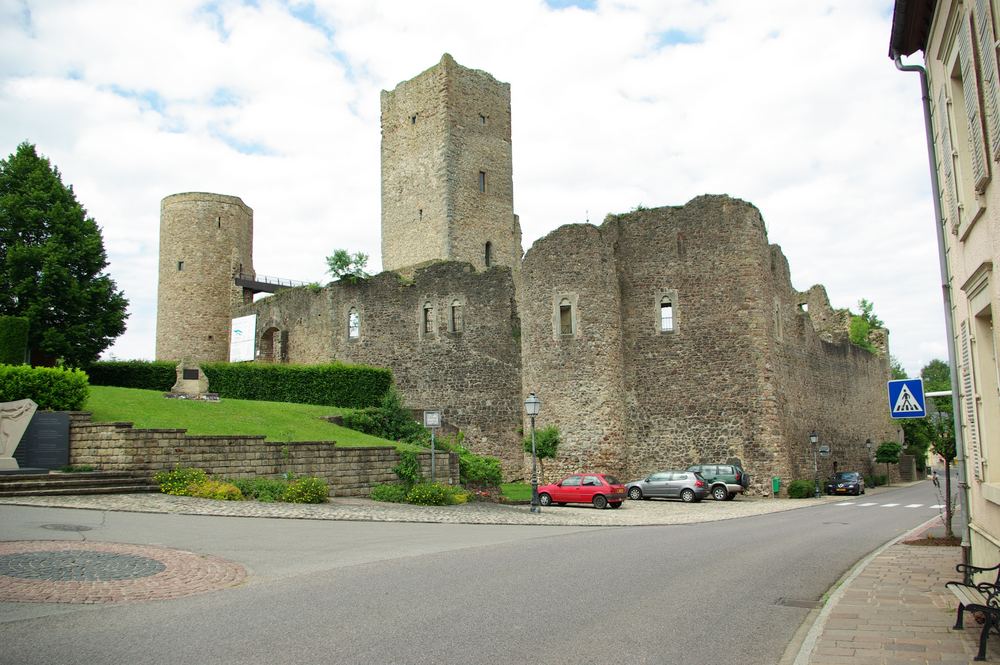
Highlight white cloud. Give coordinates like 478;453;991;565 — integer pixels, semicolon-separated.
0;0;943;377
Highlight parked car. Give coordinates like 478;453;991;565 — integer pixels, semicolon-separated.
537;473;626;509
625;471;708;503
825;471;865;496
686;463;751;501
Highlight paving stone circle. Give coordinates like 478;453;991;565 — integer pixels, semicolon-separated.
0;541;247;604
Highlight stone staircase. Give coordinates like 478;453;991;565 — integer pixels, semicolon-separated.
0;471;157;497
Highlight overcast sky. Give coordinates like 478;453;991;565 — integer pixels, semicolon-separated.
1;0;943;376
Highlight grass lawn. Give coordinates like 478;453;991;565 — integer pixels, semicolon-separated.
85;386;409;448
501;482;531;502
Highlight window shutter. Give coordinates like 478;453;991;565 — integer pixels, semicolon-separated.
960;320;983;481
959;16;991;192
974;0;1000;160
938;87;963;230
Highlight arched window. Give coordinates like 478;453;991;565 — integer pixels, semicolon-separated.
423;302;434;334
450;300;463;333
559;298;574;336
660;297;674;332
484;242;493;268
348;308;360;339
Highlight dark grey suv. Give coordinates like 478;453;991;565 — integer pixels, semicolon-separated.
686;464;750;501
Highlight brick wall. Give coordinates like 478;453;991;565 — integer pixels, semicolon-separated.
67;413;458;496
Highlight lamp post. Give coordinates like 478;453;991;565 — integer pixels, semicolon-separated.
810;431;820;498
525;392;541;514
865;438;873;477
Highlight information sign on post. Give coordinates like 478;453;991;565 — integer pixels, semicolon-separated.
887;379;927;419
818;445;831;458
424;410;441;482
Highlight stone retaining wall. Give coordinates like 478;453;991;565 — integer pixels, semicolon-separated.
67;413;458;496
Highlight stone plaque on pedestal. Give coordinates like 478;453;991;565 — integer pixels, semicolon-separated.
13;411;69;470
0;399;38;470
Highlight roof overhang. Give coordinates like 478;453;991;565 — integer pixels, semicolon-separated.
888;0;937;58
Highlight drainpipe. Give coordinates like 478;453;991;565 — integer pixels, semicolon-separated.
893;52;972;575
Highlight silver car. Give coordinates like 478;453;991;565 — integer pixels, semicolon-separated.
625;470;708;503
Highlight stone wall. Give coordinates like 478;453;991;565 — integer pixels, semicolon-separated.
157;192;254;363
243;261;523;474
67;413;458;496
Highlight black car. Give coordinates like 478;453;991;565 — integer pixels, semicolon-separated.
825;471;865;496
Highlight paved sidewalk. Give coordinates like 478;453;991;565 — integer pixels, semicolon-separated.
796;518;1000;664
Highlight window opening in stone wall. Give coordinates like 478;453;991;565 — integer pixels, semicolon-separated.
559;299;574;336
479;171;486;193
450;300;463;333
410;114;417;124
484;242;492;267
419;209;423;221
217;217;221;228
660;298;674;332
177;261;184;271
348;308;360;339
479;114;487;125
774;300;782;340
423;302;434;334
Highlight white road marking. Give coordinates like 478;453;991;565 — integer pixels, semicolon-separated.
904;504;923;508
931;504;945;509
881;503;900;507
858;502;878;507
835;502;855;506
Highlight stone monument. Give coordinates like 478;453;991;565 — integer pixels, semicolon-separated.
167;360;217;400
0;399;38;470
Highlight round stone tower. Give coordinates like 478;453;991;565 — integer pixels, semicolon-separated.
156;192;254;362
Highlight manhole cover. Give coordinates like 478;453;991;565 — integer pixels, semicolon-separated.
40;524;93;532
0;551;166;581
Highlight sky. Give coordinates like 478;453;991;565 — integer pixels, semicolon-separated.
0;0;944;377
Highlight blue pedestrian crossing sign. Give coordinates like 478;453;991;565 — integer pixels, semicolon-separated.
887;379;926;419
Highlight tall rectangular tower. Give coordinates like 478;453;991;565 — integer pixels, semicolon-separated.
381;54;521;272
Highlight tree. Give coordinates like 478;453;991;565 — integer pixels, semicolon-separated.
849;298;883;353
0;142;128;366
889;355;907;380
326;249;369;284
523;425;560;484
875;441;901;485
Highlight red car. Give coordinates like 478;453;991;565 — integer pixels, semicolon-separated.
537;473;626;509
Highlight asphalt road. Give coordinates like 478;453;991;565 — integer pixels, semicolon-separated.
0;481;944;665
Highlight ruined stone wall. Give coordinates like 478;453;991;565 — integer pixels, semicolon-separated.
243;262;523;474
381;54;521;274
68;413;458;496
519;224;629;482
156;193;254;363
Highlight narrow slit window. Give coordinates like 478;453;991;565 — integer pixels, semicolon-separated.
450;300;463;333
423;302;434;334
410;114;417;124
479;114;487;125
478;171;486;193
348;308;360;339
559;299;573;336
660;298;674;332
177;261;184;271
217;217;221;228
484;241;493;267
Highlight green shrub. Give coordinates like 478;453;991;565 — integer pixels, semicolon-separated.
58;464;95;473
864;474;888;487
201;362;392;408
0;316;29;365
459;452;502;487
787;479;817;499
189;480;244;501
229;477;288;502
0;364;89;410
85;360;177;390
405;482;467;506
153;467;207;496
341;387;428;443
393;451;423;487
370;483;409;503
281;476;329;503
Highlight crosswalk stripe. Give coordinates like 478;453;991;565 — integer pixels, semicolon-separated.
858;502;878;507
931;504;945;509
882;503;900;507
835;502;855;506
904;504;923;508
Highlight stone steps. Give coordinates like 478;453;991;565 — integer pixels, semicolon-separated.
0;471;157;497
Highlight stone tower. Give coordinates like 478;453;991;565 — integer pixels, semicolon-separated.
156;192;255;362
380;54;522;273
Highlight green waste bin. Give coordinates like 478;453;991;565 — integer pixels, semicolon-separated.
771;477;781;496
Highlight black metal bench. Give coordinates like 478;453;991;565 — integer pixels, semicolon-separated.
946;562;1000;661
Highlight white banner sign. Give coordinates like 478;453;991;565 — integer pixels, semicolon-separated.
229;314;257;362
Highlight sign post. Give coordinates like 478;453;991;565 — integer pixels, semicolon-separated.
887;379;927;419
423;410;441;482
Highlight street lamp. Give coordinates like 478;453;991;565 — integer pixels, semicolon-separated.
525;392;541;514
865;438;873;477
810;431;820;498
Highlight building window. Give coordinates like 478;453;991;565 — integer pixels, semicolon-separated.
479;114;487;125
559;298;574;336
423;302;434;334
348;308;360;339
484;242;493;267
478;171;486;193
177;261;184;271
410;114;417;124
449;300;463;333
217;217;221;229
660;298;674;332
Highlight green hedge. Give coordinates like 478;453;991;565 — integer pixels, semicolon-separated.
0;364;89;410
86;360;392;408
0;316;28;365
87;360;176;390
787;479;817;499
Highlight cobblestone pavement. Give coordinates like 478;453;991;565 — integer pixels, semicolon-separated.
0;490;883;526
0;540;247;604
